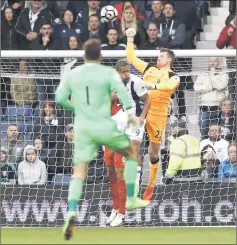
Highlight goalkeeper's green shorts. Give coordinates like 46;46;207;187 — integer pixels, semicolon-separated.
73;119;129;164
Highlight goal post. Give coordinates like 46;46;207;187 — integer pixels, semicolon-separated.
1;50;236;228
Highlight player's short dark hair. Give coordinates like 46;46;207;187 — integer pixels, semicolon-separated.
160;47;175;66
115;58;130;71
83;38;102;61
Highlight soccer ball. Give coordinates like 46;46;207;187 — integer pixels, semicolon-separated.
101;5;118;22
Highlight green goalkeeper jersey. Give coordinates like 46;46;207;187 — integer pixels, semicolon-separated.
55;63;132;121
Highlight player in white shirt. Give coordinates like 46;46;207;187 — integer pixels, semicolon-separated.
116;59;150;184
105;59;150;227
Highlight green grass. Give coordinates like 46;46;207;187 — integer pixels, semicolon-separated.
1;227;236;244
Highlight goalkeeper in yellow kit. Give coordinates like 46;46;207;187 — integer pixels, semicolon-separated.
125;28;180;200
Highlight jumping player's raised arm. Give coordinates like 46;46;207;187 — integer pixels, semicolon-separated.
55;72;75;112
125;28;148;73
109;68;132;111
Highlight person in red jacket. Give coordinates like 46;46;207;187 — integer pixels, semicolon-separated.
114;1;145;22
216;14;236;49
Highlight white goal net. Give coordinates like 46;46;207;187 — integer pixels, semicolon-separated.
1;50;236;227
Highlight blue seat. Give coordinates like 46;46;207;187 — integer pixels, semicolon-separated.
52;174;71;184
24;133;32;146
25;120;34;133
34;104;41;117
1;120;25;134
1;132;7;139
6;104;32;120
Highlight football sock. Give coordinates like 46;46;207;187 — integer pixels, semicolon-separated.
108;170;119;210
148;158;160;188
117;179;126;215
68;178;84;212
124;158;138;199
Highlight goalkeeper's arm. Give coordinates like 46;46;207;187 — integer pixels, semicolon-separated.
125;28;148;73
55;76;75;112
146;75;180;91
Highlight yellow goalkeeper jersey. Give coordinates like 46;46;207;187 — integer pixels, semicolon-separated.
126;42;180;116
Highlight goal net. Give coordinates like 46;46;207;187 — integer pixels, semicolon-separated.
1;50;236;227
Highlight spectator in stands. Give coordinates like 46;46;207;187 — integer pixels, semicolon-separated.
76;0;104;32
163;121;202;184
66;0;87;18
2;0;24;18
15;0;54;50
10;59;37;106
174;0;198;49
216;14;236;49
201;144;220;178
33;135;49;165
118;5;146;48
218;142;236;178
159;1;185;49
56;124;74;175
18;145;47;185
101;28;126;50
44;0;61;23
200;123;229;163
226;0;236;25
194;57;229;139
1;147;16;184
79;14;106;44
33;99;64;149
1;124;24;166
140;22;162;50
144;0;164;29
112;0;145;22
53;9;83;50
56;1;70;16
218;97;236;142
67;35;82;50
1;7;19;50
30;22;58;50
33;135;56;181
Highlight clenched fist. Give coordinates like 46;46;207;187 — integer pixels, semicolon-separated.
125;28;136;42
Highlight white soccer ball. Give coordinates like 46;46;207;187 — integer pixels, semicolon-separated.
100;5;118;22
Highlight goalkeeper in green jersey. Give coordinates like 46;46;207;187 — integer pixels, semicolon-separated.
55;38;149;240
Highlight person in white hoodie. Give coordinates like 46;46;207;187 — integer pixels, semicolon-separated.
18;145;47;185
194;57;229;139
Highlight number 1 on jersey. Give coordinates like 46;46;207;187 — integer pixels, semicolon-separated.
86;86;90;105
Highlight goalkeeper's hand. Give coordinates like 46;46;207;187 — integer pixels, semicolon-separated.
145;83;158;90
125;28;136;42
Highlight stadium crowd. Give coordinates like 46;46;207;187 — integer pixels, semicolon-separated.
1;0;236;185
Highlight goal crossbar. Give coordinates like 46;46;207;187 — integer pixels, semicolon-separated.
1;49;236;58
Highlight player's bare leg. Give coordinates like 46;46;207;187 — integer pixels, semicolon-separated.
110;167;126;227
117;142;150;210
106;165;119;225
63;163;88;240
131;140;142;196
143;142;160;200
